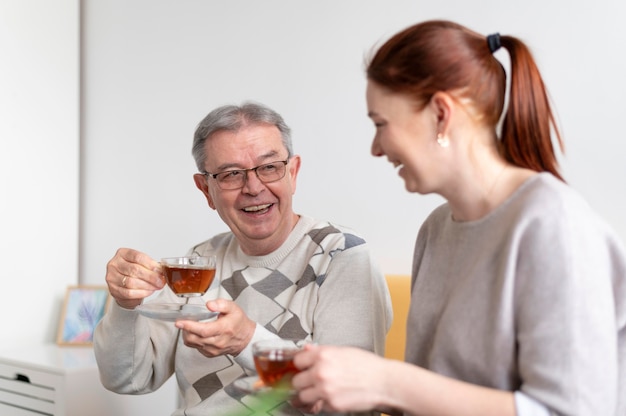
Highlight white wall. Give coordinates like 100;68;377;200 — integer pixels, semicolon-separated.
3;0;625;347
80;0;626;284
2;0;624;414
0;0;79;347
1;3;178;413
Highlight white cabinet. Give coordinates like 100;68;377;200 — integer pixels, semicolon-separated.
0;344;178;416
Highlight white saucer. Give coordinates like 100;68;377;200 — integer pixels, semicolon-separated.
136;303;219;322
233;376;295;396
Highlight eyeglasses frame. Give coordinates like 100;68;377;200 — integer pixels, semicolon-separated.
201;158;290;190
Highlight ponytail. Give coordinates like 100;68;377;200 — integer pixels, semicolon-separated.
499;36;565;181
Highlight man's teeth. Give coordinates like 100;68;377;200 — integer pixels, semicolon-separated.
243;204;271;212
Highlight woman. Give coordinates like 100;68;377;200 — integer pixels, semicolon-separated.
292;20;626;415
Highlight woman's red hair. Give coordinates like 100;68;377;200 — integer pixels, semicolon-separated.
367;20;565;181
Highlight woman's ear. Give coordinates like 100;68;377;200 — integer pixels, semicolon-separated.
430;92;453;134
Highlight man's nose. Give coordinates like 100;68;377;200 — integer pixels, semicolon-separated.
241;169;264;194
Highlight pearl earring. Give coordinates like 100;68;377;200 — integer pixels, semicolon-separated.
437;133;450;148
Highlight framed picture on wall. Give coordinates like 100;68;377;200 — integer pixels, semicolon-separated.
57;285;111;346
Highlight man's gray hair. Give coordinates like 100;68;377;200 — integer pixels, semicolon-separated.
192;101;293;172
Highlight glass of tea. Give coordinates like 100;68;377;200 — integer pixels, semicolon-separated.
135;255;220;322
252;339;308;390
161;256;217;297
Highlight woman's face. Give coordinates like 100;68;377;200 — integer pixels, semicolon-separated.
366;81;445;194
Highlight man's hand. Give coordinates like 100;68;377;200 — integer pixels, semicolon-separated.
105;248;165;309
175;299;256;357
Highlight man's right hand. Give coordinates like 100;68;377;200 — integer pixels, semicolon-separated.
105;248;165;309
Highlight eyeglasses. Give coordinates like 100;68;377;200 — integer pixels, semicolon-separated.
203;159;290;190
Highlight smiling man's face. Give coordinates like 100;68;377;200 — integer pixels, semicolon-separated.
193;122;301;256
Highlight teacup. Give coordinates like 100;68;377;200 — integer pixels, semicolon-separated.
252;339;308;389
161;256;217;297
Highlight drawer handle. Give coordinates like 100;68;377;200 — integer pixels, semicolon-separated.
15;373;31;383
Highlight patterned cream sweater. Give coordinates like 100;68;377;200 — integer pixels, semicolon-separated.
94;215;392;416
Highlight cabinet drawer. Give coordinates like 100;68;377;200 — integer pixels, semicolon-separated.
0;389;54;415
0;362;59;415
0;401;51;416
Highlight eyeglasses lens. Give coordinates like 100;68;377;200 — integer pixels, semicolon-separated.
215;160;287;190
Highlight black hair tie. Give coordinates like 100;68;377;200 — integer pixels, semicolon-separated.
487;33;501;53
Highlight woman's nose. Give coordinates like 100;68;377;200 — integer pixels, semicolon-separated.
371;136;384;157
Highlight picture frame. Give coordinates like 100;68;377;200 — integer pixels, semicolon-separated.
57;285;112;346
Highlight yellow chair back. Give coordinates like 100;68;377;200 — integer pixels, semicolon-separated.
384;274;411;361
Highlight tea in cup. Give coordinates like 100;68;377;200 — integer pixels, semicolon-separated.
161;256;217;297
252;339;307;389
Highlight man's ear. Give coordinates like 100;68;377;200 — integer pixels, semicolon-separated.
193;173;216;210
287;155;301;195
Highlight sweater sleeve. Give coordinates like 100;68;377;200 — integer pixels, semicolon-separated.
513;208;622;414
93;297;179;394
312;243;393;355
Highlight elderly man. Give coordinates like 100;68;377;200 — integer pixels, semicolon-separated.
94;101;392;416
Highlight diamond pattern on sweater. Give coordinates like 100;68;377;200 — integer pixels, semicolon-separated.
185;220;370;415
252;270;293;298
222;269;249;299
193;372;222;401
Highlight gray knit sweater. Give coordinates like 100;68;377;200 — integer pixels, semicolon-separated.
407;173;626;415
94;215;392;416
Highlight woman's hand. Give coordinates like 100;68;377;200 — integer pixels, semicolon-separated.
292;344;390;413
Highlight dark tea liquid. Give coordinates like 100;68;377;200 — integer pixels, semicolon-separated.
163;265;216;295
254;349;299;387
